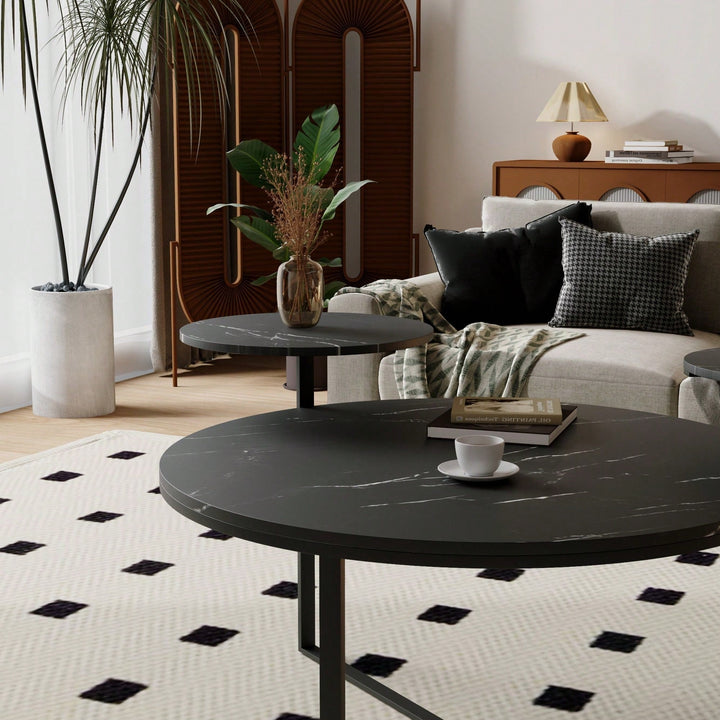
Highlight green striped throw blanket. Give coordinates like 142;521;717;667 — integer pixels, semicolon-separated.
336;279;583;398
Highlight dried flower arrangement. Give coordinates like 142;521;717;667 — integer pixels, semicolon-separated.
209;104;373;305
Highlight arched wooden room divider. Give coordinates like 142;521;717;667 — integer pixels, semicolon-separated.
170;0;420;382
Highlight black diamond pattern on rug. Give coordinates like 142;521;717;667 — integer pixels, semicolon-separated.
0;498;10;504
0;540;45;555
180;625;239;647
637;587;685;605
122;560;174;576
199;529;232;540
147;486;161;494
676;551;718;567
351;653;407;678
262;581;298;599
477;568;525;582
590;630;644;654
41;470;82;482
417;604;472;625
30;600;88;619
275;714;318;720
107;450;145;460
533;685;595;712
79;678;147;704
78;511;123;523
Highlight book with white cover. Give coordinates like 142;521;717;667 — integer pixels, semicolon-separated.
624;140;679;147
605;157;693;164
450;396;563;424
607;150;693;158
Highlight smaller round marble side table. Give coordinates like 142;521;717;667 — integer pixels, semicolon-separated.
178;312;434;408
684;348;720;381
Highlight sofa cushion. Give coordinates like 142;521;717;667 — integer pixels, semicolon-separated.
378;325;720;416
424;202;592;330
549;218;698;336
481;196;720;334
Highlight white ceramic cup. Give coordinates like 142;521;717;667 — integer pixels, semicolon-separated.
454;435;505;477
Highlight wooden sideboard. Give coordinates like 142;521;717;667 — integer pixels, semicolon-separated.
492;160;720;203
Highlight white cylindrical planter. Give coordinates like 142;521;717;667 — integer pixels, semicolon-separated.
29;285;116;417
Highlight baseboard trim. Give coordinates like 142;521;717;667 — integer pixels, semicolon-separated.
0;326;154;413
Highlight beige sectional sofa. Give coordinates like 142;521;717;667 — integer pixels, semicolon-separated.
327;197;720;422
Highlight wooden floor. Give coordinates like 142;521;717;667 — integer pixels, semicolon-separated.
0;356;327;463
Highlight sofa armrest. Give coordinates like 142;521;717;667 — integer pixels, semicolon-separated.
406;272;444;309
326;272;444;404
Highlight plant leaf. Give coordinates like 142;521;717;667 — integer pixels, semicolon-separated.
250;272;278;286
272;245;291;261
316;257;343;267
230;215;279;252
227;139;280;189
324;279;346;299
207;202;273;221
303;184;334;213
322;179;375;222
293;104;340;183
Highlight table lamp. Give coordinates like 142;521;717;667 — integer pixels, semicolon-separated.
536;82;608;162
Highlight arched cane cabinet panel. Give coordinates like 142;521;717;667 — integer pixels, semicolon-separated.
174;0;283;320
293;0;415;286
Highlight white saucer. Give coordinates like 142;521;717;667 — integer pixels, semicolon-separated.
437;459;519;482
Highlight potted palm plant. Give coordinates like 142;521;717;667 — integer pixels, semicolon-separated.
2;0;249;416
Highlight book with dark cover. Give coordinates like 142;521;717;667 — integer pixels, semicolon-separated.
427;405;578;445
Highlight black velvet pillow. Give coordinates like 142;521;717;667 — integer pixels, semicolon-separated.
424;202;593;329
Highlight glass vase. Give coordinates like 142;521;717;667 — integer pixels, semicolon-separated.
276;255;324;328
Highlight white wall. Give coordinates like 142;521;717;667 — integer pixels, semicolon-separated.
414;0;720;272
0;10;154;413
4;0;720;411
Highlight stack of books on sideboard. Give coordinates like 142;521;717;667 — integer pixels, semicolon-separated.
427;397;578;446
605;140;694;164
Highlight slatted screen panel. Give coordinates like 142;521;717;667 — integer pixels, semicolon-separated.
173;0;283;320
293;0;415;286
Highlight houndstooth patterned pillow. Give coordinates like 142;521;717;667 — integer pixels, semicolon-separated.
548;218;698;335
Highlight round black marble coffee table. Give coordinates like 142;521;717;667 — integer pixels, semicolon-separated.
179;312;433;408
159;400;720;720
684;348;720;381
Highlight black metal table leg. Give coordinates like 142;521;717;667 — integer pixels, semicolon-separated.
297;550;443;720
296;356;315;409
298;552;316;650
319;555;345;719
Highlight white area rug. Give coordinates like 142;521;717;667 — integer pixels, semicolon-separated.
1;430;720;719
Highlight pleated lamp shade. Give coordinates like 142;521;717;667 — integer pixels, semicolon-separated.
537;82;608;161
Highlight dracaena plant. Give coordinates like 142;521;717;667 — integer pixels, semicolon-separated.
1;0;250;291
208;103;373;302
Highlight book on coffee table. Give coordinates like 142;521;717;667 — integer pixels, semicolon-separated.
427;405;578;445
451;396;564;425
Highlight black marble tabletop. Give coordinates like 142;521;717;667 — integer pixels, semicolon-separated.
179;312;434;357
684;348;720;381
159;400;720;568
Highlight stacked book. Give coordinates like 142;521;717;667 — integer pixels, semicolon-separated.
605;140;694;164
426;397;578;446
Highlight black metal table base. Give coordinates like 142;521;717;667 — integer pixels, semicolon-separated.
296;357;316;409
297;553;443;720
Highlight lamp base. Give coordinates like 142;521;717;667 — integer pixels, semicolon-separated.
552;131;591;162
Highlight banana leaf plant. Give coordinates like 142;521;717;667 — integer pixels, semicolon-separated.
1;0;251;290
208;103;373;304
